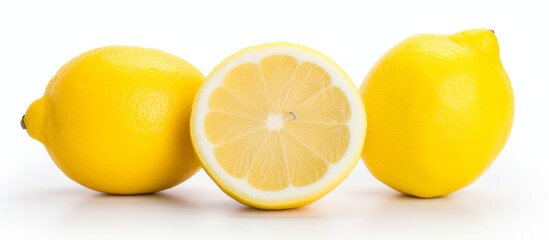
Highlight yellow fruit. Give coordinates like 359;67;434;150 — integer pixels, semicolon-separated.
23;46;204;194
191;43;366;209
360;29;514;198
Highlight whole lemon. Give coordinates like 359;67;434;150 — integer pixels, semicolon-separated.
23;46;204;194
360;29;514;198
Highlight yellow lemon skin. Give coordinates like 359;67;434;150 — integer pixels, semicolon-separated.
24;46;204;195
360;29;514;198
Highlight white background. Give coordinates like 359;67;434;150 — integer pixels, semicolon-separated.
1;0;548;239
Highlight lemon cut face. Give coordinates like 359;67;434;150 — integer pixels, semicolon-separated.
191;43;366;209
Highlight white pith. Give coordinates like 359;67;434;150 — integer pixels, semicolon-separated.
265;114;284;131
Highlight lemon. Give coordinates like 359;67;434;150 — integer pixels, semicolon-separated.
23;46;204;195
191;43;366;209
360;29;514;198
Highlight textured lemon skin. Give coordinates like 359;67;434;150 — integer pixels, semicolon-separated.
24;46;204;194
191;42;366;209
360;29;514;198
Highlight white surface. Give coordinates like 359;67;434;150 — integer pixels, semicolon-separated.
1;0;548;239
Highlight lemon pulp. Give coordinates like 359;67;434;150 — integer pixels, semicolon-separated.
206;55;351;190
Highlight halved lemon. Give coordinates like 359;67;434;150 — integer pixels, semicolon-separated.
191;43;366;209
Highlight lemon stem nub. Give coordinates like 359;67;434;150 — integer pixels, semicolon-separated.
283;112;297;121
21;115;26;130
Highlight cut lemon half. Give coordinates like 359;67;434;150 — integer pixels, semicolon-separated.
191;43;366;209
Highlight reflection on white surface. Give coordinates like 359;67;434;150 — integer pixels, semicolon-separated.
1;140;546;240
1;167;537;240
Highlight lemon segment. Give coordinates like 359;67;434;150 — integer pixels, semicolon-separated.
191;43;366;209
